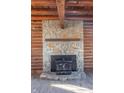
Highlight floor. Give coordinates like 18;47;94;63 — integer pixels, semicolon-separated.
31;72;93;93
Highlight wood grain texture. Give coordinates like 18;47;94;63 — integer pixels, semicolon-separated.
31;0;93;75
31;20;43;75
31;0;93;7
83;20;93;71
31;0;93;21
56;0;65;28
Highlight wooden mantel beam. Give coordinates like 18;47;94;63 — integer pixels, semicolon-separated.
56;0;65;29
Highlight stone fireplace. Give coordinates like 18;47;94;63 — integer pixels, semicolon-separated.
40;20;85;80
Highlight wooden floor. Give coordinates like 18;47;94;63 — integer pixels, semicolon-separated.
31;72;93;93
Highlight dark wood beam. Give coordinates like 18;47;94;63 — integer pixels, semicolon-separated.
56;0;65;29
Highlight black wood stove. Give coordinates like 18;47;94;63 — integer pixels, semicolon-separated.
51;55;77;75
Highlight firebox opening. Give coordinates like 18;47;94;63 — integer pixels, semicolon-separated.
51;55;77;75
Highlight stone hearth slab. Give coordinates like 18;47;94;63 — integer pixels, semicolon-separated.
40;72;86;81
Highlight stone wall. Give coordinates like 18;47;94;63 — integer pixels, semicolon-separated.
42;20;84;73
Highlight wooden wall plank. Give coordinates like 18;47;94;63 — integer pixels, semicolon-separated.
31;15;93;21
31;0;93;7
31;20;43;75
83;20;93;71
56;0;65;28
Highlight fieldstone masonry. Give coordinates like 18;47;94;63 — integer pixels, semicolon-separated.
40;20;85;80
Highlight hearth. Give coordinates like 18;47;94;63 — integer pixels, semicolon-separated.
51;55;77;75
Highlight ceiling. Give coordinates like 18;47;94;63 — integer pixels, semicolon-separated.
31;0;93;28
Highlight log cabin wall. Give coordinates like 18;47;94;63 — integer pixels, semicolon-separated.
31;21;43;75
83;20;93;72
31;0;93;75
